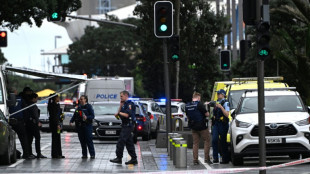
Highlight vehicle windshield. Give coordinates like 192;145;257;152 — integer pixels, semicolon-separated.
93;104;119;115
228;90;245;109
159;105;178;113
239;95;305;113
37;105;48;114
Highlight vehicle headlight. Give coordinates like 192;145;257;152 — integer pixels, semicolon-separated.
296;118;310;126
235;119;251;128
92;121;99;127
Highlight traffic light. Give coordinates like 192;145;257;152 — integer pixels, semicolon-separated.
257;21;270;59
240;40;251;63
48;11;62;22
243;0;257;25
154;1;173;38
169;35;179;62
220;50;231;71
0;31;7;47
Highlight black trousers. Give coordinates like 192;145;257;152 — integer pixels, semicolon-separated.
116;126;137;159
26;124;41;156
50;124;63;158
10;120;30;157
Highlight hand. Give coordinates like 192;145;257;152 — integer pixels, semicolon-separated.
69;123;72;126
38;122;42;127
216;103;222;109
57;125;61;130
83;115;87;120
114;113;119;117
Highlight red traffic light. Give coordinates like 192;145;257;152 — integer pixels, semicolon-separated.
0;32;6;38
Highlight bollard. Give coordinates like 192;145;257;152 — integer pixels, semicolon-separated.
168;133;176;157
172;137;184;165
170;134;182;160
175;139;187;168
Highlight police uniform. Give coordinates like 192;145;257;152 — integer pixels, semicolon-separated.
185;101;211;164
212;98;230;163
9;96;31;159
70;103;95;158
115;100;137;162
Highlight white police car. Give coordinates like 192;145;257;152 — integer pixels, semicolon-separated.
230;88;310;165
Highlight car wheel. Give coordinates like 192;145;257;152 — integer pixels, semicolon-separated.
10;140;17;163
230;142;243;166
0;142;11;165
289;154;300;159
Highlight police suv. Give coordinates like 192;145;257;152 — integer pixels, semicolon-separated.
230;88;310;166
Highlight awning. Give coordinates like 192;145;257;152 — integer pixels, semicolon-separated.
36;89;55;97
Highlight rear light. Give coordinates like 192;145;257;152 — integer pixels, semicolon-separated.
137;125;143;130
173;114;183;118
149;114;154;120
64;99;72;104
136;117;146;122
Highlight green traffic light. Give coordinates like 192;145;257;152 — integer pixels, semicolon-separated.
223;64;227;67
172;55;179;59
51;12;59;19
259;49;269;56
160;24;167;32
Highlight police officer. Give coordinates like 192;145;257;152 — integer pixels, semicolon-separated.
185;92;212;165
70;95;95;159
212;89;230;164
48;94;65;158
25;93;47;158
110;91;137;165
8;88;34;159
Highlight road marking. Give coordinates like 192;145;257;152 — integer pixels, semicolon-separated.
9;143;51;168
198;156;212;170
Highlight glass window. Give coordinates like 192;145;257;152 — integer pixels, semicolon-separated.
135;105;140;115
61;54;70;64
37;105;48;114
0;109;6;121
142;104;148;112
228;90;245;109
239;95;305;113
93;104;119;115
159;105;178;113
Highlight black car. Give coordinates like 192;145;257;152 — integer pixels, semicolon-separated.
92;102;122;139
0;110;17;165
134;101;152;141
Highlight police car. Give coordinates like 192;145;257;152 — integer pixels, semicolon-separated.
156;99;188;130
135;99;165;138
230;88;310;166
133;101;152;141
60;100;76;131
37;103;50;132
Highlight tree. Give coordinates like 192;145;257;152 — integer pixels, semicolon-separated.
0;0;81;31
134;0;230;100
67;17;140;77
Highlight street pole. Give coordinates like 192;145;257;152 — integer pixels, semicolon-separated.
227;0;231;50
232;0;237;61
163;39;172;140
175;0;180;99
256;0;266;173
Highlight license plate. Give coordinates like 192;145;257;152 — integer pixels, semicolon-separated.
266;138;282;144
105;130;116;135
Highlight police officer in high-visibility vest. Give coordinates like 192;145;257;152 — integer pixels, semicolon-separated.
185;92;212;165
212;89;230;164
110;90;137;165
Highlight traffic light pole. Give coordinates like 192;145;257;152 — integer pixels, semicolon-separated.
163;39;172;138
256;0;266;174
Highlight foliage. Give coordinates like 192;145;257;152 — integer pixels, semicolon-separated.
67;17;140;78
0;0;81;31
134;0;230;101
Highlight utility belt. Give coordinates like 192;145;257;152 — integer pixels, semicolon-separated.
212;116;228;123
75;119;92;127
9;117;24;126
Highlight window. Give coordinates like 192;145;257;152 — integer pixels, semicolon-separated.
229;90;245;109
93;104;119;115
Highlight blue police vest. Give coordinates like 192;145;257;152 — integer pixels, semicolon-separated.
185;101;204;122
9;97;24;120
120;100;135;125
213;99;228;120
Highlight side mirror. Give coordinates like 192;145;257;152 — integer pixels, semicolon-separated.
7;93;16;107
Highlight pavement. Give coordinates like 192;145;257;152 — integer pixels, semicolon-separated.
0;132;310;174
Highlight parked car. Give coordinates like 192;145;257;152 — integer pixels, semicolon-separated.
37;104;50;132
60;101;76;131
138;100;165;138
0;110;17;165
92;102;122;139
230;88;310;166
134;101;152;141
156;99;188;130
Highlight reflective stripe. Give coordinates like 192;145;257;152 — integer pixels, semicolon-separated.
170;139;173;142
172;142;175;146
174;144;188;147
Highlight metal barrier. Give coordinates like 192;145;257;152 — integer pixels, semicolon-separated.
172;137;184;165
174;139;187;168
172;117;183;131
169;133;182;160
